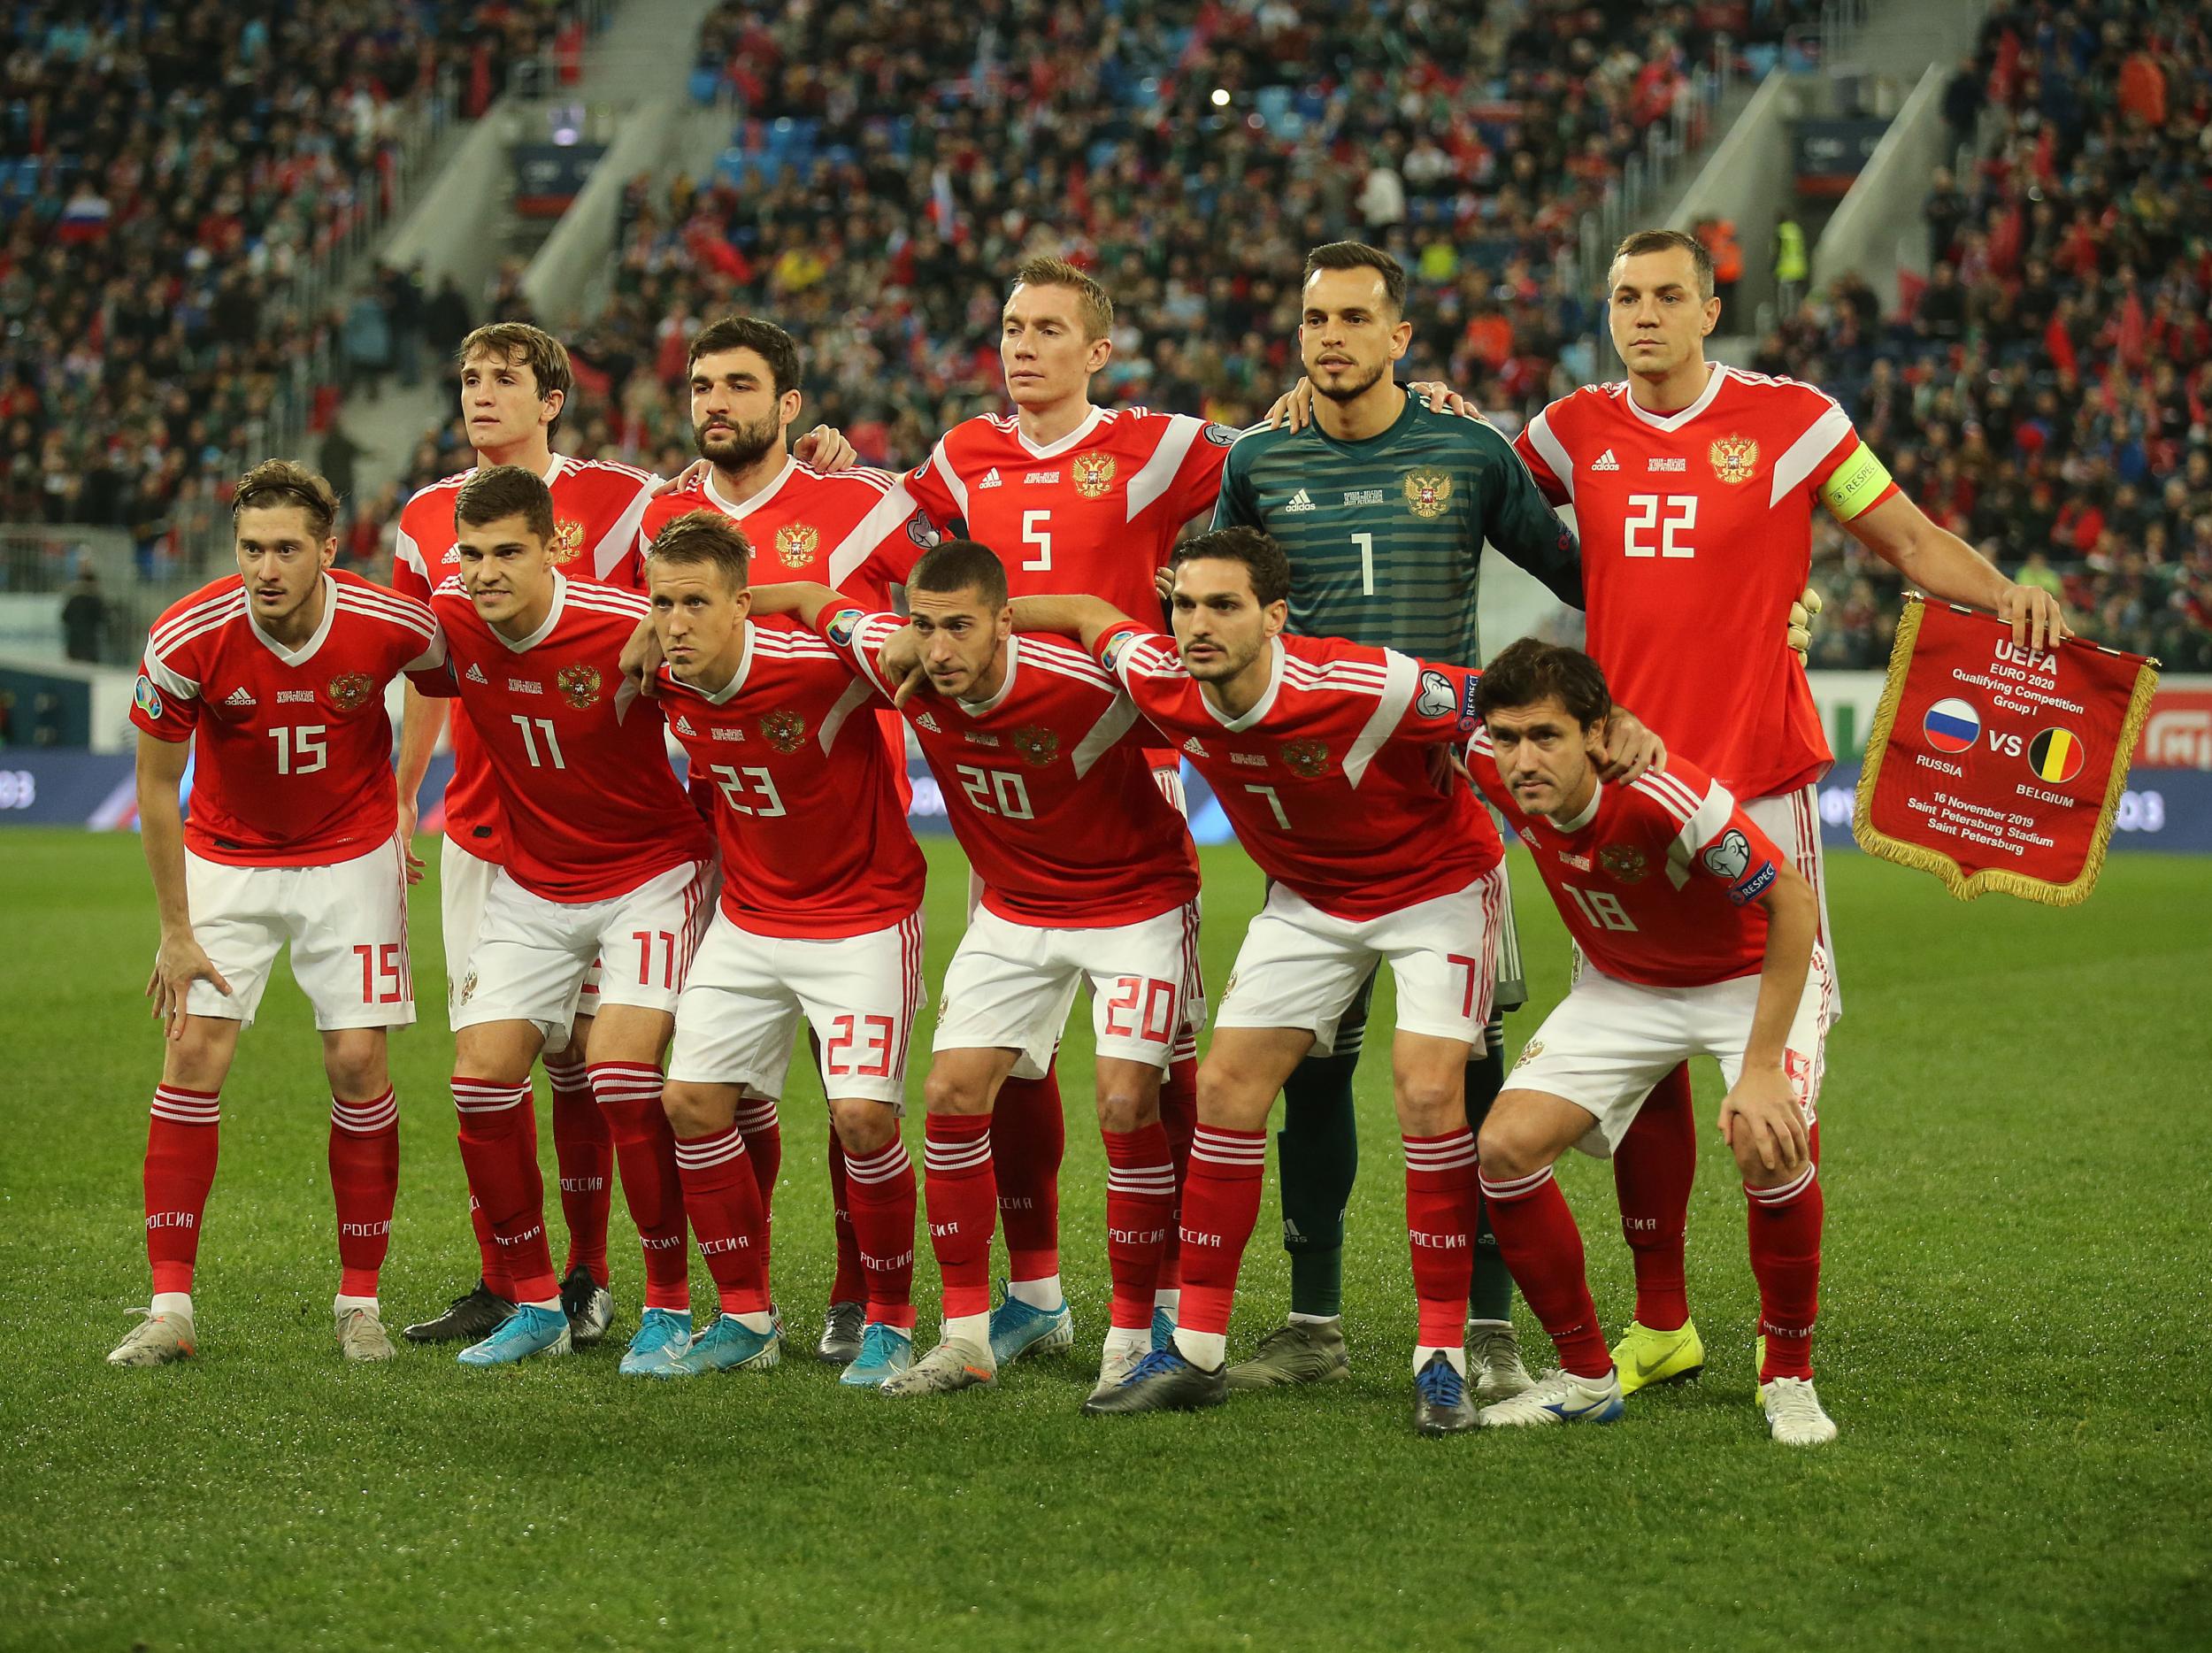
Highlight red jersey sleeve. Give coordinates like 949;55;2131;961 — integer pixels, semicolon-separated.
133;632;205;742
1513;413;1574;509
823;475;942;603
1133;412;1234;527
902;439;967;536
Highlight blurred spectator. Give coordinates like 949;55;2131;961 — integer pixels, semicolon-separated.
60;566;108;661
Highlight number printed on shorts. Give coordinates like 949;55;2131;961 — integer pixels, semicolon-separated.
955;765;1033;819
352;942;407;1004
632;929;680;988
825;1012;896;1079
1448;953;1485;1019
1563;885;1639;932
1103;976;1178;1043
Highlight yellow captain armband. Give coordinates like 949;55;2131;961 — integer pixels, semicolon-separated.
1816;442;1893;521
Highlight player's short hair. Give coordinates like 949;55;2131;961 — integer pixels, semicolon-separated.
687;315;803;397
458;321;574;439
454;464;557;547
1475;638;1613;730
1609;228;1715;301
1171;526;1292;607
909;539;1009;610
1302;241;1408;315
232;458;338;542
1008;256;1113;342
648;509;752;590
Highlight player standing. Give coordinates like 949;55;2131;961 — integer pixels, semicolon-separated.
417;466;713;1367
111;462;442;1367
896;257;1232;1365
1003;528;1660;1434
1510;229;2066;1395
1463;640;1835;1444
1210;242;1583;1397
641;511;928;1384
753;542;1202;1403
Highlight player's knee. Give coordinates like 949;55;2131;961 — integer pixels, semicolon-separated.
161;1019;236;1093
827;1096;895;1154
1734;1134;1810;1187
1094;1081;1158;1134
1393;1071;1463;1135
660;1081;721;1137
1476;1109;1545;1181
320;1034;387;1100
1194;1061;1270;1131
922;1067;990;1117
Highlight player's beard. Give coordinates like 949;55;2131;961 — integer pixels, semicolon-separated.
695;412;780;473
1311;358;1388;404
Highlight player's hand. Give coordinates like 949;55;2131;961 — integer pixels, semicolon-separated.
1264;379;1317;432
619;615;663;697
879;624;929;707
1997;581;2070;654
1408;381;1475;419
1155;565;1175;605
793;425;857;472
652;458;709;497
1425;742;1471;797
1718;1065;1811;1176
1596;707;1665;782
396;800;424;886
1787;586;1822;661
146;934;230;1042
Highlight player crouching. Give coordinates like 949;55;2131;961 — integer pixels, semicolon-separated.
113;462;444;1366
644;513;928;1383
1467;641;1837;1445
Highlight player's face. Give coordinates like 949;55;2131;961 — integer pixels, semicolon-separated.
234;505;335;622
1299;267;1412;403
1484;696;1604;816
460;350;560;454
689;348;799;472
1607;250;1721;377
648;558;750;680
1170;557;1286;683
908;584;1010;699
1001;283;1110;409
456;513;556;627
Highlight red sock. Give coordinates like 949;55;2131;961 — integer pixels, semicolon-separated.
588;1062;692;1312
922;1113;995;1320
1480;1165;1609;1379
1747;1164;1824;1381
992;1066;1063;1281
826;1134;867;1304
144;1085;221;1295
452;1077;556;1302
1102;1122;1175;1330
1404;1129;1479;1348
544;1049;611;1288
1155;1051;1198;1291
843;1136;918;1330
734;1093;782;1275
465;1089;532;1299
1176;1125;1267;1338
672;1124;767;1316
328;1088;399;1297
1614;1061;1696;1330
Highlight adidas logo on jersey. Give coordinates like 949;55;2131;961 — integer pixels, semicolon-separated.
915;711;941;732
1283;488;1317;513
1592;450;1620;472
978;468;1003;489
674;715;696;735
223;687;256;707
465;664;488;684
1183;735;1208;757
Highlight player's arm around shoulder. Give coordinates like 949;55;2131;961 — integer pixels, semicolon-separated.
1007;594;1137;652
1460;415;1585;608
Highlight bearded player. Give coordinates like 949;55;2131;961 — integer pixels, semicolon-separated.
1465;640;1835;1445
111;462;443;1367
1510;228;2067;1397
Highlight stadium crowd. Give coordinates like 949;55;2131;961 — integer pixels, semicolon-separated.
1772;0;2212;669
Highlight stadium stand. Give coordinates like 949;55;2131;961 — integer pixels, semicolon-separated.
1776;1;2211;668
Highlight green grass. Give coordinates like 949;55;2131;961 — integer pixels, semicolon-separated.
2;830;2208;1651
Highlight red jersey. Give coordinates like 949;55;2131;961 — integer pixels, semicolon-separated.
813;603;1199;928
656;624;924;939
392;453;661;860
1468;737;1786;988
425;573;709;903
904;405;1233;619
134;573;441;866
634;457;938;609
1515;366;1900;801
1095;625;1502;920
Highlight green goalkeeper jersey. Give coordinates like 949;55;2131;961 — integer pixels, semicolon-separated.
1210;392;1584;663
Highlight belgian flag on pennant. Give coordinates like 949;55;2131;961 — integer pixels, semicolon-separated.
2026;727;2085;784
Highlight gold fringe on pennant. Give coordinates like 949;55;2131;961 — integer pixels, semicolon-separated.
1852;594;2162;905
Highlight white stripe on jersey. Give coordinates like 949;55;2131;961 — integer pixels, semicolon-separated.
1067;690;1141;780
1522;408;1577;504
149;587;247;655
1768;403;1857;506
1630;769;1704;825
1123;412;1205;522
923;436;970;522
565;585;650;619
817;676;875;753
334;588;435;640
825;474;928;588
1015;634;1116;688
1663;776;1738;886
1342;650;1420;788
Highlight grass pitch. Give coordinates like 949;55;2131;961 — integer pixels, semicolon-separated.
1;829;2207;1651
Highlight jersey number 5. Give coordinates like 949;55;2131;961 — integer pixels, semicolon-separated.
1624;495;1697;559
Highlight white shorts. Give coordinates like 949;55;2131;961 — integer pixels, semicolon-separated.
443;836;608;1029
453;858;712;1041
1510;949;1832;1158
181;840;414;1031
1743;784;1839;1024
935;902;1202;1079
1215;867;1506;1057
667;910;926;1107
